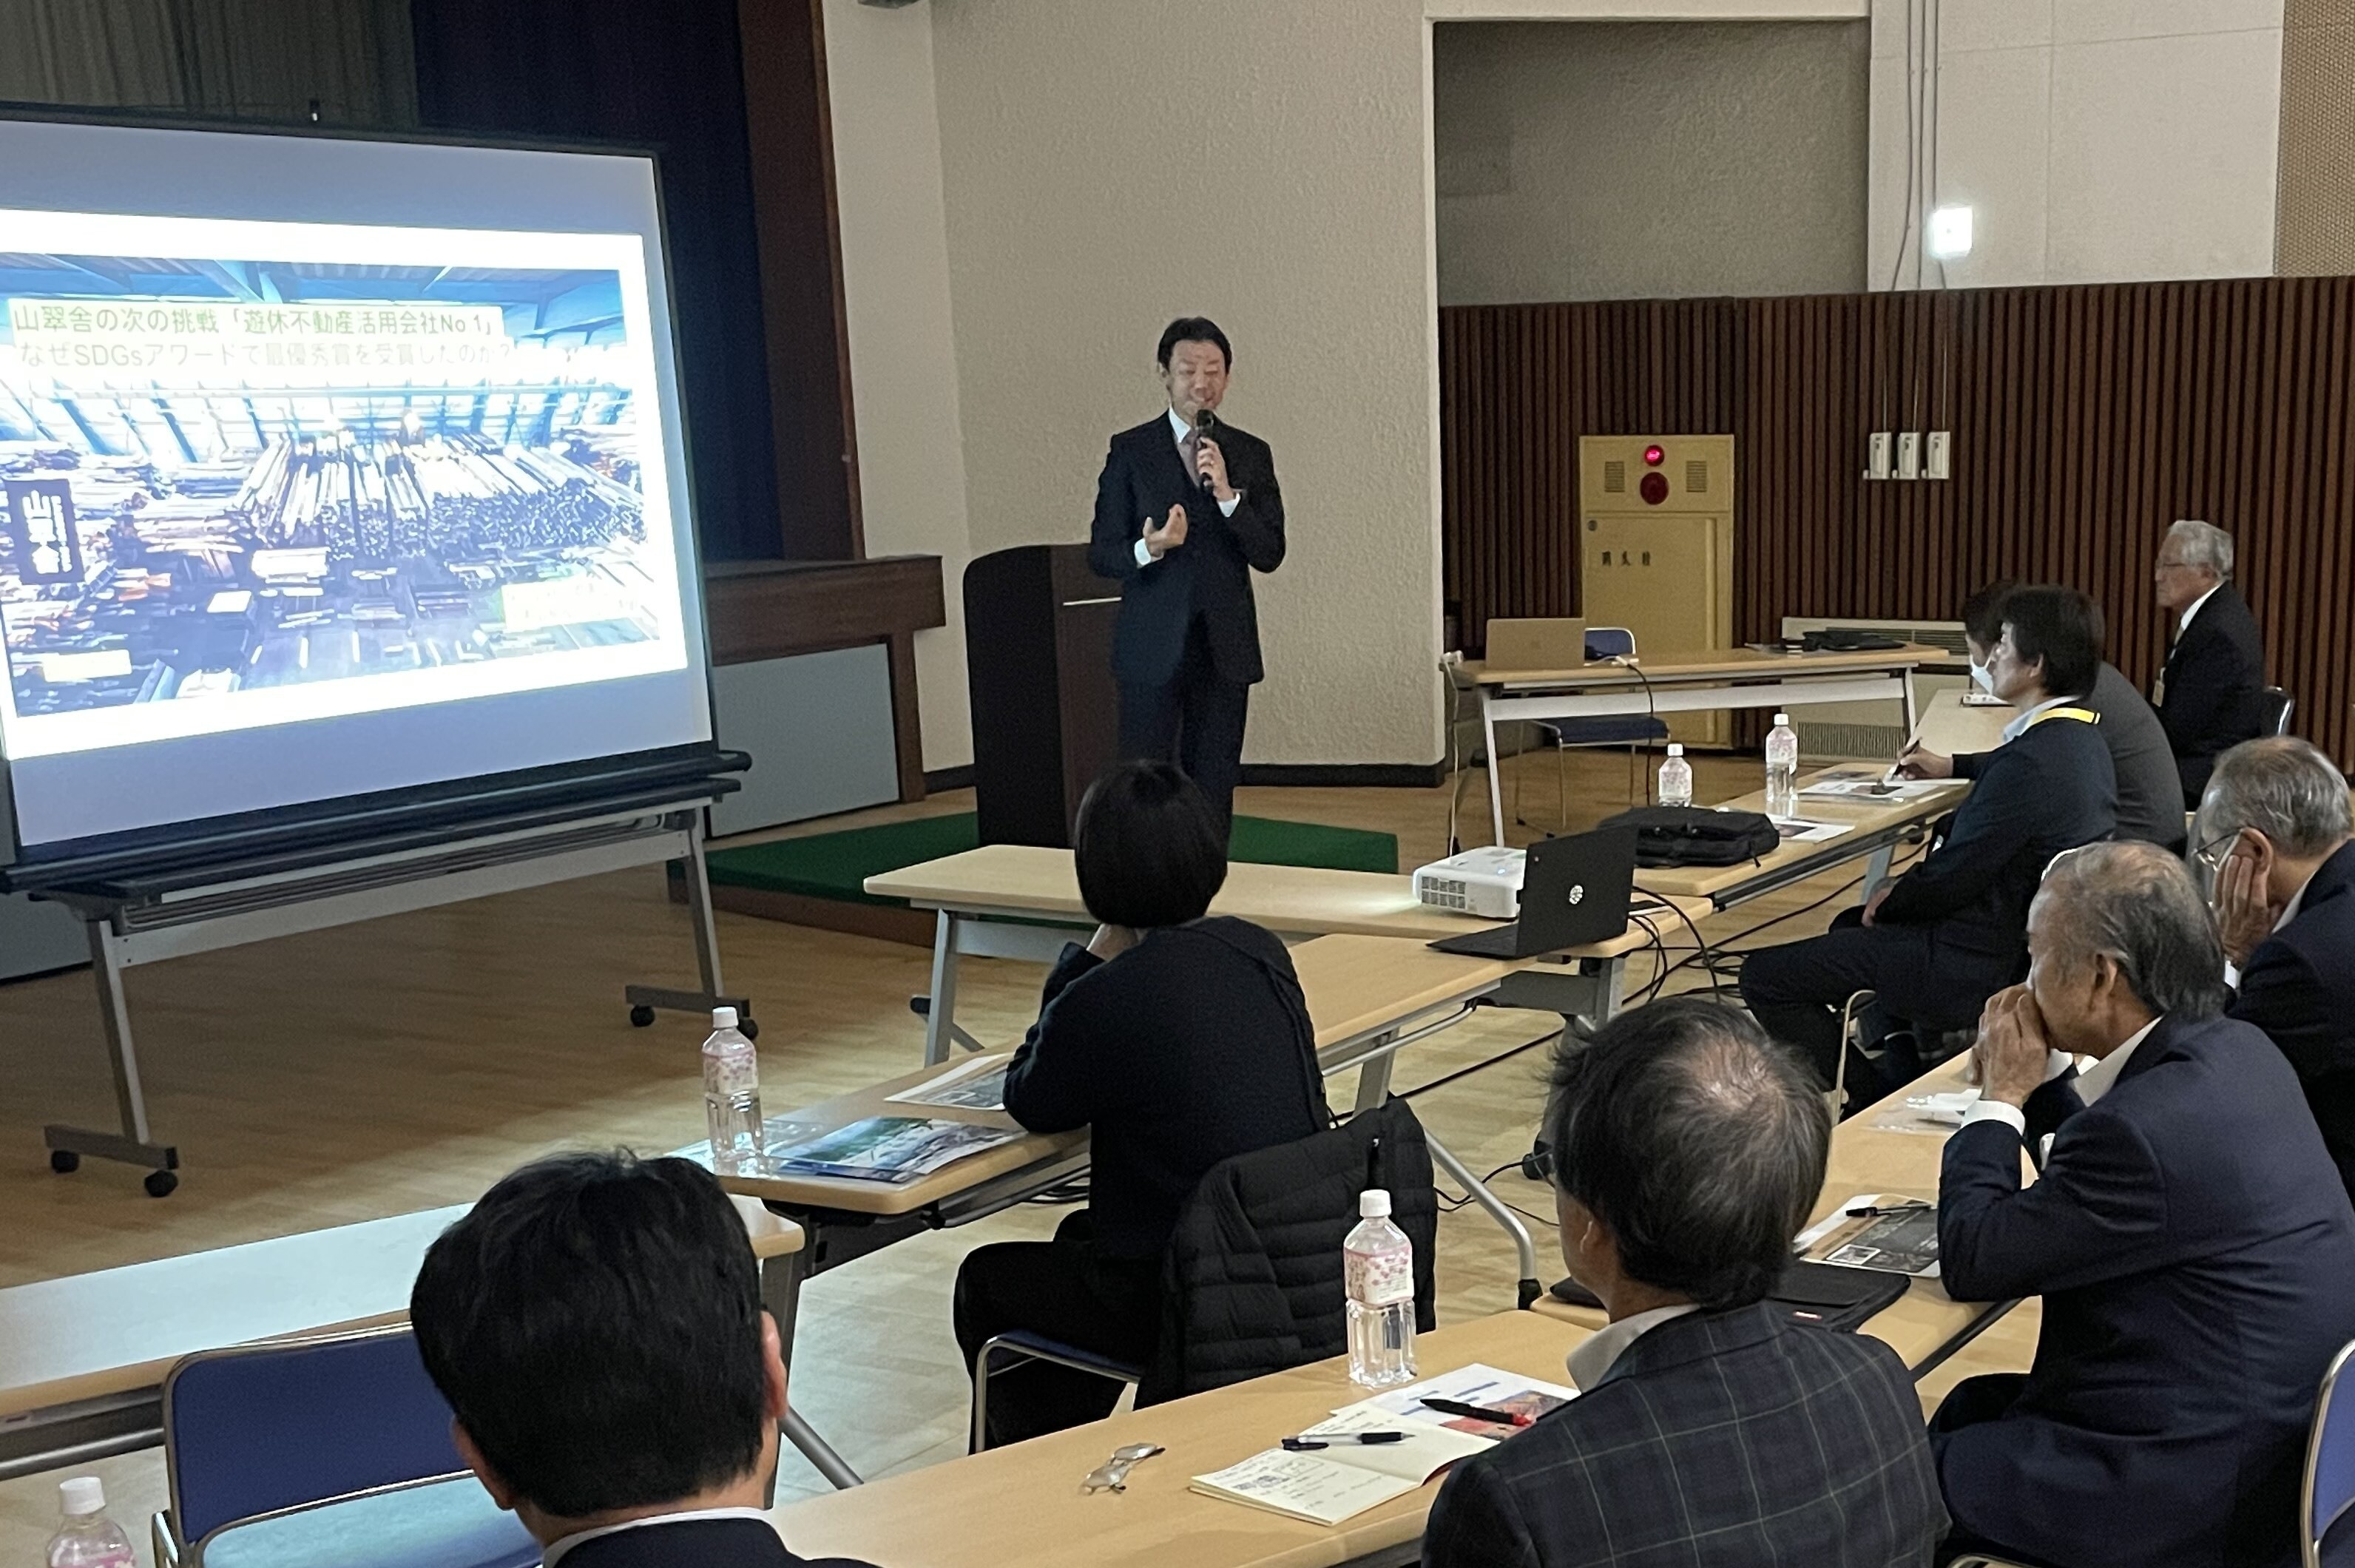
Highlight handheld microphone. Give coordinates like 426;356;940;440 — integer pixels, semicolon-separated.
1194;406;1216;492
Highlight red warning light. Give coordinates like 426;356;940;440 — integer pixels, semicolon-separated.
1643;445;1665;466
1640;472;1670;505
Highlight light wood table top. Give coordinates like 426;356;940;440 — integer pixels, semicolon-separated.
0;1198;801;1420
769;1308;1593;1568
1632;766;1964;906
716;935;1527;1216
1533;1054;1998;1370
866;842;1708;956
1462;644;1935;689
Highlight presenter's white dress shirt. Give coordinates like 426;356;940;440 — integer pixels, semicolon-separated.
1134;408;1243;567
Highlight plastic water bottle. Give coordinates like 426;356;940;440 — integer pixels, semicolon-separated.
1765;712;1800;820
45;1478;135;1568
1344;1189;1417;1388
701;1006;763;1174
1658;743;1692;808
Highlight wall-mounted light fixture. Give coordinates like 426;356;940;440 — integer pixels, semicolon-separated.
1927;205;1974;260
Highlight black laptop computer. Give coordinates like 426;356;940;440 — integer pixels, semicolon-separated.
1427;825;1640;959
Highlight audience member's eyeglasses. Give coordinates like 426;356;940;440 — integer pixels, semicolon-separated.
1081;1443;1163;1494
2191;831;2241;876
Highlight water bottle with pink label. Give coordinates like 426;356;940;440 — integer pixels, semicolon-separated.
1344;1189;1417;1388
45;1478;135;1568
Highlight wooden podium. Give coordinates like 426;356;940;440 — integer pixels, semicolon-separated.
963;544;1123;847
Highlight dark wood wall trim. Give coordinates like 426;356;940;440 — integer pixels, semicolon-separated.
1441;279;2355;764
703;556;947;800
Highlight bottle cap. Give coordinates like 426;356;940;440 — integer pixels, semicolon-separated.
59;1476;104;1515
1774;712;1791;726
1666;743;1683;756
1359;1188;1391;1218
712;1006;739;1030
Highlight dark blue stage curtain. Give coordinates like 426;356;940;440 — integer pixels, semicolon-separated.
409;0;785;563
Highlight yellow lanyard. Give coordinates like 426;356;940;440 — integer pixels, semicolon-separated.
2024;706;2101;729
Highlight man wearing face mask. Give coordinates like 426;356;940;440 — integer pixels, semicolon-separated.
1740;587;2116;1101
1901;581;2184;851
1086;316;1286;831
1930;842;2355;1568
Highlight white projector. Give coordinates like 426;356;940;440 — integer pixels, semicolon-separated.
1413;846;1526;919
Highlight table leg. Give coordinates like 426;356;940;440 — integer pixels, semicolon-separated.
41;917;178;1186
1482;692;1507;848
924;910;962;1067
761;1241;863;1490
1352;1034;1397;1114
1427;1131;1541;1310
1862;842;1896;899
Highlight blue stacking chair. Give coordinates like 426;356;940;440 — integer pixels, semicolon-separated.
1529;626;1670;826
2309;1338;2355;1567
155;1325;541;1568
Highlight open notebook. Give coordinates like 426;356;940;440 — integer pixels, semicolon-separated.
1189;1364;1574;1527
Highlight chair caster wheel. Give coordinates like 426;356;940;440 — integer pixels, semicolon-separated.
629;1004;656;1027
50;1149;79;1175
144;1169;179;1198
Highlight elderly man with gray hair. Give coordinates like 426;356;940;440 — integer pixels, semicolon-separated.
2198;736;2355;1199
1929;841;2355;1568
2152;518;2268;805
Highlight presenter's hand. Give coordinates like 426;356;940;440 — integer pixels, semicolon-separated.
1087;924;1140;960
1896;744;1953;780
1974;984;2052;1109
1196;438;1235;502
2212;831;2277;968
1143;504;1189;559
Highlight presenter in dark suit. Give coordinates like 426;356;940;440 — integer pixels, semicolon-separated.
410;1154;878;1568
1422;999;1945;1568
2153;518;2268;805
1087;317;1285;828
1932;842;2355;1568
1743;587;2117;1095
2200;737;2355;1202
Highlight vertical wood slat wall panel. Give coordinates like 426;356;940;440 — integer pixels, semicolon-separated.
1439;278;2355;765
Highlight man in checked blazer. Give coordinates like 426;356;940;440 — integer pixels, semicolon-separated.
1421;998;1946;1568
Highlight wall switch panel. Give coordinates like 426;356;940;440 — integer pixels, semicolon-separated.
1896;431;1921;479
1926;430;1951;479
1866;431;1892;479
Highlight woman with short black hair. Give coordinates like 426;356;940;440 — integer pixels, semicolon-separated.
951;760;1329;1448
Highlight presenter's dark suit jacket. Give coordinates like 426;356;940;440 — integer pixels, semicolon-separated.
1086;416;1285;688
2157;581;2268;805
1954;664;2182;851
2230;839;2355;1203
1933;1014;2355;1568
1420;1304;1946;1568
555;1516;877;1568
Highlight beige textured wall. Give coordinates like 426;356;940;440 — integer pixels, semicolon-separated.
926;0;1444;768
820;0;977;771
2277;0;2355;275
1436;19;1869;305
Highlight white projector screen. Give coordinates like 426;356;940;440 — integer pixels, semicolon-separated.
0;118;715;858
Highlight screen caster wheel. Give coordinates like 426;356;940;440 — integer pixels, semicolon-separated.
740;1018;760;1041
50;1149;79;1175
144;1169;180;1199
629;1004;656;1027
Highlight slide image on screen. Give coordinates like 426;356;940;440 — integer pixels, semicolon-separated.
0;216;689;765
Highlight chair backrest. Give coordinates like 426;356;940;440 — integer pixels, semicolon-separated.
1585;626;1637;660
2266;686;2296;737
163;1325;470;1547
2308;1338;2355;1568
1146;1098;1439;1404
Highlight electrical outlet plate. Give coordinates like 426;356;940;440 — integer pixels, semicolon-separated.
1896;432;1921;480
1866;432;1892;480
1926;430;1951;479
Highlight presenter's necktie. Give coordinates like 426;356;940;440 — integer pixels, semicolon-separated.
1180;430;1200;490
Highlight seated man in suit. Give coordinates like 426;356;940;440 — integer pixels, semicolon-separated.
2199;736;2355;1201
1422;996;1945;1568
1902;580;2184;851
409;1152;877;1568
1933;842;2355;1568
1742;586;2117;1098
2153;518;2268;806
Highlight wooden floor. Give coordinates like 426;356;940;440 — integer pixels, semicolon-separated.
0;749;2035;1561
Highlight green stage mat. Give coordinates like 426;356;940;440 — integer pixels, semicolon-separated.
706;812;1399;910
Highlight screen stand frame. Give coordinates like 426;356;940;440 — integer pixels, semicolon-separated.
34;793;746;1197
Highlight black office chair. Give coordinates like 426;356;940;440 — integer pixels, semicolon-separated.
2264;686;2296;737
970;1098;1439;1451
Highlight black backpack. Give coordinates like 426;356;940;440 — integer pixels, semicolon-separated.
1598;804;1780;868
